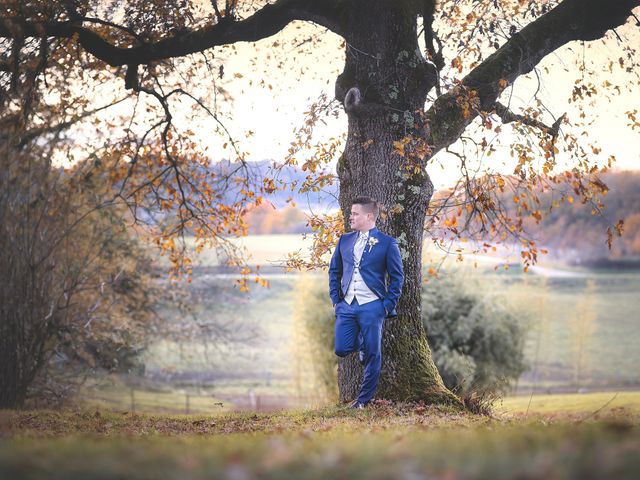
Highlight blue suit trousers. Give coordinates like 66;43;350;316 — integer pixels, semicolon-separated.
334;298;385;405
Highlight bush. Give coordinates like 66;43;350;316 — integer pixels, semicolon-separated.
422;268;529;395
0;132;161;408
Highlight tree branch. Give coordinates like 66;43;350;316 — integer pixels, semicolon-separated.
6;96;131;148
422;0;443;71
494;102;565;139
0;0;345;68
427;0;640;155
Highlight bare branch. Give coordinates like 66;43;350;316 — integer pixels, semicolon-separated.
422;0;444;71
6;96;131;148
210;1;223;23
494;102;565;139
0;0;345;68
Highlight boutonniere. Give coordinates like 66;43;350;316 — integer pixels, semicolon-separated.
367;236;379;252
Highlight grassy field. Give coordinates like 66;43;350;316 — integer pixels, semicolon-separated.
78;381;232;415
2;392;640;479
141;234;640;398
75;234;640;413
499;391;640;416
495;271;640;391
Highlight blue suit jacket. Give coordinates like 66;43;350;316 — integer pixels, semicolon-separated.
328;227;404;318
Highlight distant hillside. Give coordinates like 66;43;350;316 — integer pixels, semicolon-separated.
428;169;640;264
531;170;640;262
213;159;338;212
243;203;310;234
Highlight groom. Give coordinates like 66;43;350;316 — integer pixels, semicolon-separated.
329;196;404;409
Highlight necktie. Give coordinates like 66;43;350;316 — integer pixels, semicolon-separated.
353;232;368;266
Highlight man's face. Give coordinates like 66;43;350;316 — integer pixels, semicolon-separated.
349;204;372;231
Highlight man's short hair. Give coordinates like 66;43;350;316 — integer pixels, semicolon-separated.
353;196;380;220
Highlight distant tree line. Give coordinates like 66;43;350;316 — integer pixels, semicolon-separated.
530;170;640;261
246;170;640;262
242;203;310;235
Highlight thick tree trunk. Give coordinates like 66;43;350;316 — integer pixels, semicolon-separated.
334;1;461;407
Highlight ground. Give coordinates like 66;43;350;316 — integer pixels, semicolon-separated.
2;392;639;479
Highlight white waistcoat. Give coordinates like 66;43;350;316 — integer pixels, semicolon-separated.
344;231;378;305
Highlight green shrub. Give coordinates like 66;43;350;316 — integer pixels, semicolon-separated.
422;268;529;395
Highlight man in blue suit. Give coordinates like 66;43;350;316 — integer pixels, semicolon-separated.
329;196;404;409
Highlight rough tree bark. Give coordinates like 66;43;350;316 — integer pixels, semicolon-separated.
333;1;459;405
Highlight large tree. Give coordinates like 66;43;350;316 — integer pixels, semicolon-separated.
1;0;638;407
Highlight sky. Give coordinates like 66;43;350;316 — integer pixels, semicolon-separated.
185;16;640;190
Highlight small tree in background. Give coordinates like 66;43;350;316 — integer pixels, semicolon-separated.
422;269;529;396
0;119;163;408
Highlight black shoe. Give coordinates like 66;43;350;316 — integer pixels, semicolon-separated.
358;350;365;365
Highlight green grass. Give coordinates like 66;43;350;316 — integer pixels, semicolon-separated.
143;275;298;390
78;383;231;415
4;403;475;438
2;395;640;479
499;391;640;416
